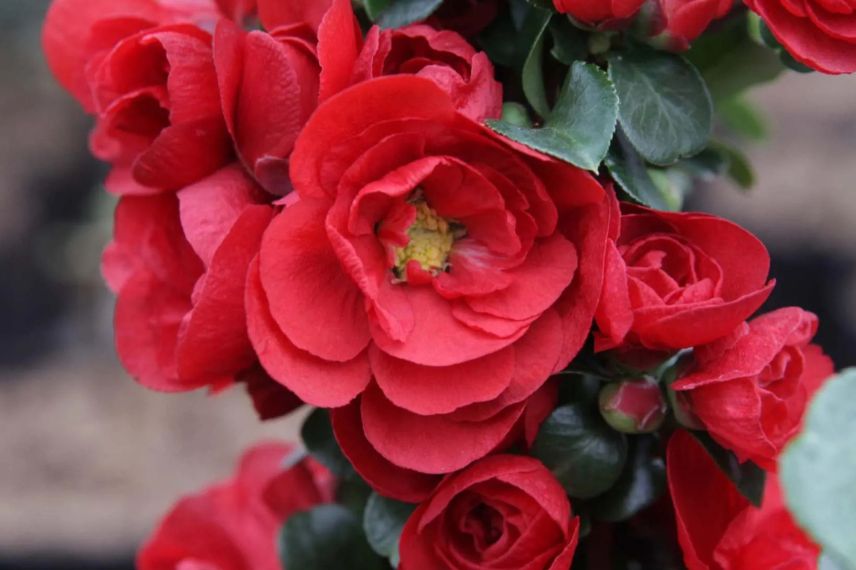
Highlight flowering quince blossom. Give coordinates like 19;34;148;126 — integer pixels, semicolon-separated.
398;455;580;570
672;307;834;470
138;442;335;570
351;24;503;122
552;0;647;26
745;0;856;73
595;203;775;352
246;75;611;483
667;430;820;570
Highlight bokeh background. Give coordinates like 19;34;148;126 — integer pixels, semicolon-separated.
1;1;854;568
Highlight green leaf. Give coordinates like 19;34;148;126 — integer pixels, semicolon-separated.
301;408;353;477
691;431;766;507
608;48;713;166
279;504;386;570
781;369;856;569
605;133;669;210
718;97;768;141
488;62;618;171
590;436;666;522
712;142;755;190
820;552;853;570
337;476;374;520
550;17;587;65
520;8;553;118
363;493;417;566
532;403;628;499
363;0;391;20
376;0;443;29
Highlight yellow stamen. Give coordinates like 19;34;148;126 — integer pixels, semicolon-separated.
394;201;455;277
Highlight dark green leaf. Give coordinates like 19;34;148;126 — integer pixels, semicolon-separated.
363;0;391;20
337;476;374;519
488;62;618;170
550;17;587;64
525;0;555;9
712;142;755;190
608;48;713;165
279;504;385;570
605;133;669;210
781;369;856;569
590;436;666;522
521;8;553;117
364;493;417;566
691;431;766;507
532;403;628;499
301;408;353;477
376;0;443;29
780;49;814;73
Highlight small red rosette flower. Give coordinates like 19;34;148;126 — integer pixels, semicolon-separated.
745;0;856;74
553;0;647;26
352;25;502;121
102;165;298;416
651;0;733;49
246;76;611;490
214;0;362;194
44;0;233;195
667;430;820;570
672;307;834;469
138;441;334;570
595;204;775;352
399;455;580;570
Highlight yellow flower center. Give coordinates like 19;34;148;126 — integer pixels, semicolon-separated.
394;201;456;277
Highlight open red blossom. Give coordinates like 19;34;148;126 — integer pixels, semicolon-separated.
399;455;580;570
214;0;362;195
746;0;856;74
595;203;775;352
667;430;820;570
44;0;232;195
553;0;646;26
138;442;335;570
352;24;502;122
245;76;611;481
102;165;297;417
672;307;834;470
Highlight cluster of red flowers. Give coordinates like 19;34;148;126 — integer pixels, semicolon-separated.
43;0;843;568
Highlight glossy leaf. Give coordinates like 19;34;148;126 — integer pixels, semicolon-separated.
532;403;628;499
279;504;386;570
590;436;666;522
301;408;353;477
605;133;669;210
781;369;856;569
376;0;443;29
363;493;417;567
608;48;712;165
520;7;553;117
488;62;618;171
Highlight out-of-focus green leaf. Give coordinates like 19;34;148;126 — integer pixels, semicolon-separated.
718;97;768;141
363;493;416;567
691;431;766;507
376;0;443;28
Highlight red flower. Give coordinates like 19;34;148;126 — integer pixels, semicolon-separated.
595;204;774;352
553;0;646;26
214;0;362;195
102;165;298;416
138;441;334;570
672;308;834;469
352;25;502;122
246;76;611;483
44;0;233;195
652;0;733;49
667;430;820;570
399;455;580;570
746;0;856;74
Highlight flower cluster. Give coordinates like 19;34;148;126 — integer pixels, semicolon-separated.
43;0;849;568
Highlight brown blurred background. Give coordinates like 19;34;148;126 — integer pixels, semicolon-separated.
1;1;854;568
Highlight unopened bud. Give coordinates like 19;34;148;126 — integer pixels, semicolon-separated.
599;380;667;434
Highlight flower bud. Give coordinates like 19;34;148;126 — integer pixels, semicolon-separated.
599;379;668;434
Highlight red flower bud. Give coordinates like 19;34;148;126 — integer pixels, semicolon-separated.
599;379;668;433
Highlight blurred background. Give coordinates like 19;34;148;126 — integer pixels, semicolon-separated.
0;1;854;568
